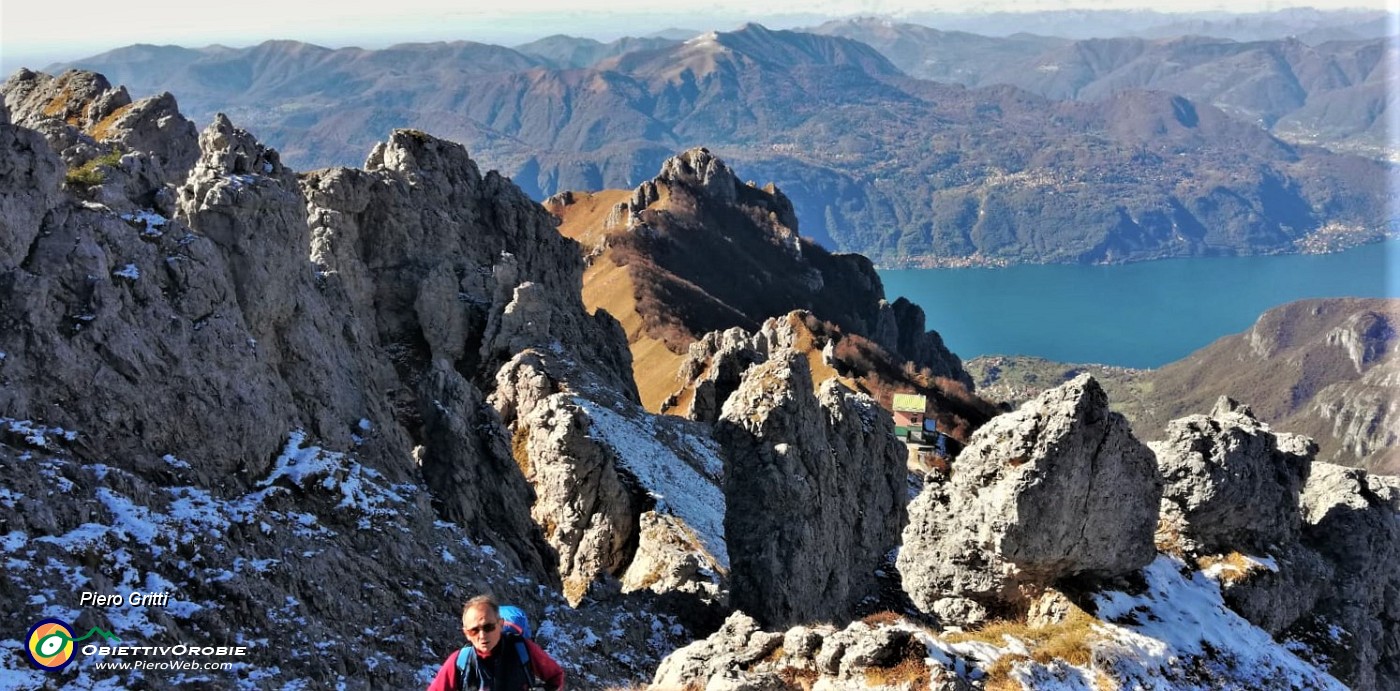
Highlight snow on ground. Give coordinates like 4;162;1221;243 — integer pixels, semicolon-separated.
917;555;1344;690
573;397;728;567
120;210;167;238
0;419;683;688
1091;555;1345;690
1;417;79;449
933;557;1342;689
0;426;435;686
260;429;409;529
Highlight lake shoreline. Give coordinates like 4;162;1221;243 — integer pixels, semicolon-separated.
870;229;1399;270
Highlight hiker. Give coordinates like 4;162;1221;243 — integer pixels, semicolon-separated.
426;596;565;691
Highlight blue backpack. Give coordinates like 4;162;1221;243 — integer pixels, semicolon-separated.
456;605;536;687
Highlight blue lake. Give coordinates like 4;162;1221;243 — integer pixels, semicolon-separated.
878;239;1400;369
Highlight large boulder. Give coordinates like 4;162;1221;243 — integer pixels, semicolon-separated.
715;350;907;628
898;374;1161;622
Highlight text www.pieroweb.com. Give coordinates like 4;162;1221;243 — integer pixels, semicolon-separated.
90;659;234;671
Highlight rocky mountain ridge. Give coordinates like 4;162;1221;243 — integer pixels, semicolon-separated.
0;68;679;688
0;69;1395;691
546;146;983;432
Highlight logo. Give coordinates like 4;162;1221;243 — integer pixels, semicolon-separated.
25;619;119;672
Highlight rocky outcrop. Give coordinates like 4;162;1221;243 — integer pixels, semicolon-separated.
3;69;131;138
307;129;637;401
1310;357;1400;474
0;101;63;270
658;148;740;205
884;296;972;390
898;375;1161;624
491;342;727;610
513;390;727;607
652;612;964;691
0;69;697;687
1147;396;1400;691
552;147;976;403
3;68;198;192
670;322;791;423
665;311;993;446
715;350;907;628
1153;396;1315;554
518;395;647;603
1290;464;1400;691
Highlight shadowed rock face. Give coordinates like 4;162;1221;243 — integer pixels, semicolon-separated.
2;64;638;599
715;350;907;629
898;374;1161;624
1278;464;1399;691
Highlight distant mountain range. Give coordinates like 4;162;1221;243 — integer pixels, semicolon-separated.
812;17;1398;161
52;22;1395;265
890;8;1394;43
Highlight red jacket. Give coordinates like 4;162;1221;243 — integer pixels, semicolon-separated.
426;639;564;691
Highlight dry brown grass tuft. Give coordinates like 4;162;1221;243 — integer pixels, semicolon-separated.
1197;552;1268;586
1095;669;1118;690
1155;515;1190;559
776;666;818;690
41;87;72;118
861;637;932;689
511;424;532;479
948;608;1100;689
983;662;1028;691
861;610;904;627
863;655;930;689
88;103;133;141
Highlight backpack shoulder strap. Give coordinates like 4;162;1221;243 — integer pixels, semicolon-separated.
457;638;535;690
508;633;536;688
455;645;477;688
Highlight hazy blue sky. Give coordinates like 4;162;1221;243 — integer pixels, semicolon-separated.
2;0;1393;71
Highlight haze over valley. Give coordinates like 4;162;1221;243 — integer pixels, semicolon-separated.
43;8;1398;267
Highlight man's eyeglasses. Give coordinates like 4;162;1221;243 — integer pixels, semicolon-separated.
466;623;498;635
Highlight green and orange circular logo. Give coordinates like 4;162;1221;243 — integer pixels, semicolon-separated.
26;618;76;671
